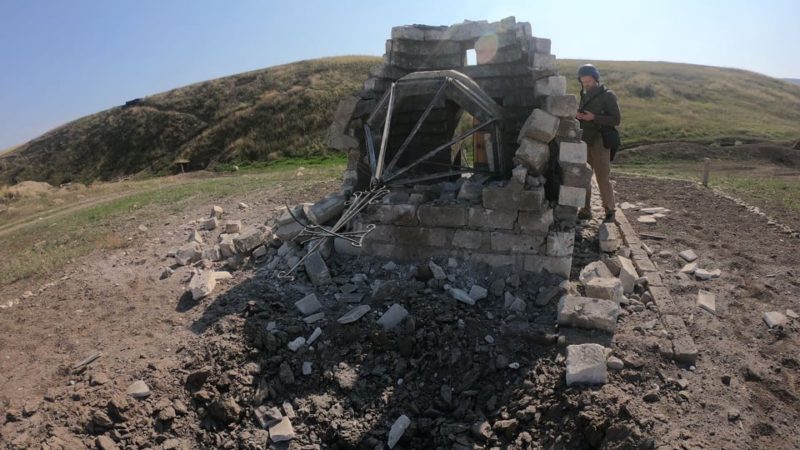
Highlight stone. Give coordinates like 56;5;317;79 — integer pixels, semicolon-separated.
598;223;621;252
219;234;237;258
211;205;224;217
388;414;411;448
287;337;306;352
90;372;110;386
295;293;322;315
377;303;409;330
306;193;346;225
535;285;562;306
518;109;559;143
304;251;332;286
188;229;203;244
544;95;578;117
787;309;799;319
338;305;371;324
188;271;216;300
198;217;218;231
201;246;221;262
681;262;697;274
617;256;638;294
606;356;624;370
558;141;588;165
238;202;249;209
558;295;619;332
252;245;268;259
457;178;485;202
585;277;624;304
558;185;586;208
679;249;698;262
307;327;322;345
449;287;476;305
303;312;325;324
175;243;201;266
278;362;295;385
275;220;305;241
126;380;151;398
234;228;265;254
224;220;242;234
269;416;295;442
763;311;787;328
566;344;607;386
535;75;567;97
697;290;716;314
95;436;119;450
302;362;313;376
469;285;488;301
694;268;721;280
429;261;447;280
514;138;549;174
579;260;614;284
637;215;657;224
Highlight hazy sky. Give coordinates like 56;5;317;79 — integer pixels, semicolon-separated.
1;0;798;149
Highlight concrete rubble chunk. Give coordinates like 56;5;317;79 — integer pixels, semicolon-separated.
175;243;202;266
303;312;325;324
617;256;638;294
429;261;447;280
535;285;562;306
787;309;799;319
518;109;559;143
302;361;313;376
287;337;306;352
211;205;224;217
566;344;608;386
188;229;204;244
388;414;411;449
694;268;721;280
188;271;217;300
637;215;657;224
598;223;621;253
514;138;549;174
449;287;476;305
126;380;151;398
679;249;698;262
212;271;232;280
377;303;409;330
697;290;716;314
579;261;614;285
681;262;698;274
468;285;488;301
558;185;586;208
234;228;265;254
224;220;242;234
218;234;237;258
295;294;322;315
269;416;295;442
763;311;787;328
585;277;624;303
304;251;332;286
606;356;624;370
306;193;346;225
199;217;219;231
338;305;371;324
557;295;620;332
307;327;322;345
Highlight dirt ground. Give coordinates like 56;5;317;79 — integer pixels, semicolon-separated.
1;162;799;449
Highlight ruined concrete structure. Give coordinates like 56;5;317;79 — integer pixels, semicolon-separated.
320;17;593;277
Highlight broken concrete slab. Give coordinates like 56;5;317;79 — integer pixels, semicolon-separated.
679;249;698;262
557;295;619;332
566;344;607;386
697;290;716;315
585;277;624;304
377;303;409;330
295;293;322;315
763;311;787;328
338;305;371;324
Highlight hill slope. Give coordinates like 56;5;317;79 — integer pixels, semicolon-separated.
2;57;799;185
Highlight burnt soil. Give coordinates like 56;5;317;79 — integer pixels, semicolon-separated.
1;170;799;450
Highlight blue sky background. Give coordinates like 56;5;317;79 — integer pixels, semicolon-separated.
1;0;798;149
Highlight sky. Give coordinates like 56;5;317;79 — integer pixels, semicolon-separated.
1;0;798;150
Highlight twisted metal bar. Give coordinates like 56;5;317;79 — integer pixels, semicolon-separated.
277;186;389;280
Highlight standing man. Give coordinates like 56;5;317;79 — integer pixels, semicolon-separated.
575;64;621;223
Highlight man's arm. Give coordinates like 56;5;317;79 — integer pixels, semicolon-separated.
592;90;621;127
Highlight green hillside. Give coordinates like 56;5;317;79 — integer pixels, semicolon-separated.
2;57;799;186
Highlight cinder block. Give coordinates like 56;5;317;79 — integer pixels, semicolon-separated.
534;75;567;97
532;37;551;53
490;232;544;253
558;185;586;208
417;204;467;228
452;230;488;249
532;52;557;71
468;207;517;230
518;109;559;143
559;161;593;189
517;209;554;233
565;343;608;386
558;296;620;333
365;204;418;226
557;117;582;141
524;255;572;278
514;138;549;175
517;188;546;212
466;252;521;268
546;232;575;257
544;95;578;118
482;186;519;211
305;193;346;225
559;141;588;164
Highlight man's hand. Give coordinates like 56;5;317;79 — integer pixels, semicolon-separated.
576;111;595;121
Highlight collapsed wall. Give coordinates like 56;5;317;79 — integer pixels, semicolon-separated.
279;17;593;279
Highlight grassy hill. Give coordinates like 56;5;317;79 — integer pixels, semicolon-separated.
2;57;799;186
